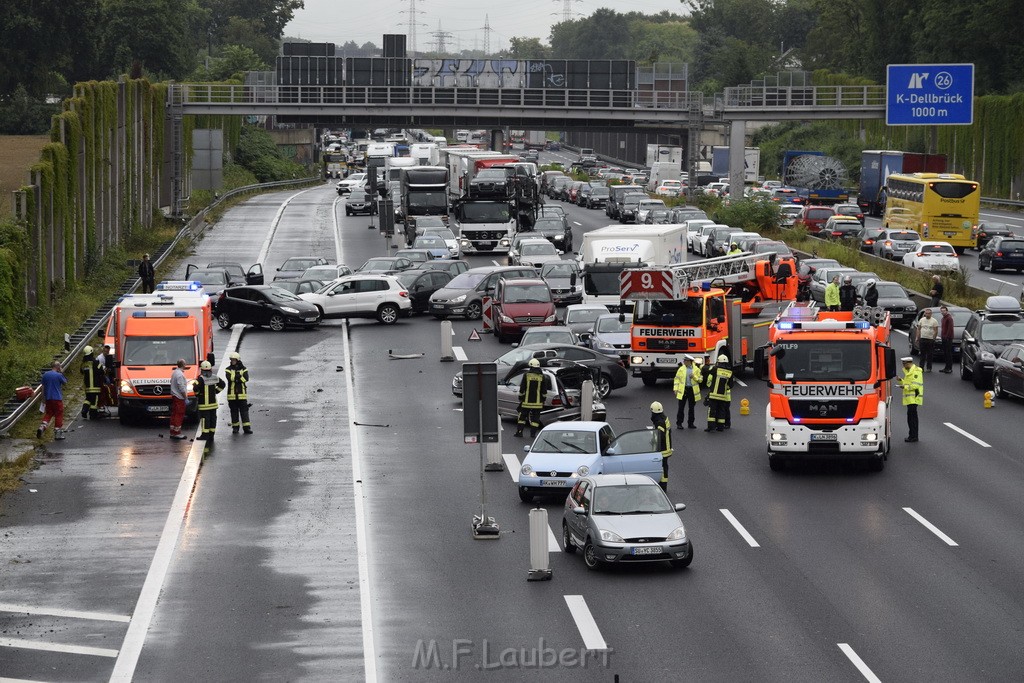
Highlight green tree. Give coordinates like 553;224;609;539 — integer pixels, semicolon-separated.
630;21;698;64
103;0;205;79
503;37;550;60
549;9;636;59
193;45;268;82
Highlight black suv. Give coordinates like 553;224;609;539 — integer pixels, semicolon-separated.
960;296;1024;389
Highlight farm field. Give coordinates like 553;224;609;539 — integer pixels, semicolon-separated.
0;135;48;215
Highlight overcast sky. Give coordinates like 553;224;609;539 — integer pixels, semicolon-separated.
284;0;689;54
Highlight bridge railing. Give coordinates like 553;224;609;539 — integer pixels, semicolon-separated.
721;85;886;109
170;84;706;111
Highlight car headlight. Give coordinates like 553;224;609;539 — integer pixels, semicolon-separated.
594;339;614;350
666;525;687;541
501;315;514;323
451;294;467;303
599;529;624;543
280;307;300;314
576;465;590;477
980;351;996;361
770;432;786;442
544;314;556;323
631;355;644;365
553;234;564;241
119;379;134;395
499;239;510;247
862;433;878;441
520;464;533;476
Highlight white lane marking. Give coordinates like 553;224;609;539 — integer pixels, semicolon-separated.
979;211;1024;224
332;195;345;264
903;507;958;546
719;509;761;548
453;346;468;361
256;188;314;265
0;604;129;623
573;221;582;226
1;677;51;683
893;329;908;336
342;320;379;682
734;378;747;387
548;523;561;552
491;259;502;266
838;643;882;683
943;422;991;448
109;324;246;681
502;452;521;483
563;595;608;651
989;277;1018;287
0;636;118;658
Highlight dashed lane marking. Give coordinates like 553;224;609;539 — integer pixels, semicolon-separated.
838;643;882;683
502;452;521;482
573;221;582;226
989;277;1018;288
563;596;609;651
734;378;747;387
547;523;561;552
893;329;908;336
0;637;118;658
903;507;958;546
719;509;761;548
453;346;468;361
492;260;502;266
943;422;991;448
0;604;129;623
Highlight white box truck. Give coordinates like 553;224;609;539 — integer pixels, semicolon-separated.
577;224;689;310
646;145;683;168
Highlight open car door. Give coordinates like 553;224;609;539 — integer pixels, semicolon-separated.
246;263;265;285
602;429;664;482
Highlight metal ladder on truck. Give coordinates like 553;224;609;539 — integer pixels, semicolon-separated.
665;252;768;289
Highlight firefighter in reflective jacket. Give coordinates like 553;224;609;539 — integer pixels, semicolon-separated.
514;359;549;438
225;352;252;434
80;346;102;419
704;354;734;432
193;361;226;442
651;401;672;490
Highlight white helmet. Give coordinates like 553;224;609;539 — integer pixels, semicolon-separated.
717;354;729;364
83;346;94;355
200;361;213;371
867;278;876;285
229;352;241;360
650;401;663;413
528;358;540;368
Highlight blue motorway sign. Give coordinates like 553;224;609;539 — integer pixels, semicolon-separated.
886;64;974;126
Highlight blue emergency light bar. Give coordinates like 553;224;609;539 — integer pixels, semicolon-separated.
131;310;190;318
777;322;794;330
700;281;712;292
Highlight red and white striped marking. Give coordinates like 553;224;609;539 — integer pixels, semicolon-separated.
619;268;675;300
481;296;493;331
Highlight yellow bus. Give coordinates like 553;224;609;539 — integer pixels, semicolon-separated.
881;173;980;252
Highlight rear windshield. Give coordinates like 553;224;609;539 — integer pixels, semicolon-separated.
807;209;834;220
920;244;955;254
997;240;1024;250
890;231;919;240
931;181;978;199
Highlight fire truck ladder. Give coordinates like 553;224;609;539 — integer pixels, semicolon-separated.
668;252;767;287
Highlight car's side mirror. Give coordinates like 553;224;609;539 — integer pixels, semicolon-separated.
573;506;586;515
674;503;686;511
523;445;531;453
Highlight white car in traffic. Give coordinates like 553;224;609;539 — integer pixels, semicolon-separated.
336;173;367;194
655;180;683;197
902;241;960;272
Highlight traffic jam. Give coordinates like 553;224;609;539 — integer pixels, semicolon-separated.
9;128;1024;681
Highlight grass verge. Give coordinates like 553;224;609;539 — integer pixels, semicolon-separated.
0;449;38;495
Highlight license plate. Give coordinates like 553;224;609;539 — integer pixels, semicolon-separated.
810;433;838;441
146;405;170;413
656;357;677;364
304;317;317;322
541;479;566;487
631;546;661;556
432;304;444;309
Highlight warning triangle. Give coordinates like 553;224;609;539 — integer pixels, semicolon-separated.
468;329;482;342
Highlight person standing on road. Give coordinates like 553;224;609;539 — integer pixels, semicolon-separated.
673;356;702;429
193;360;225;443
169;359;189;440
650;401;672;490
38;362;67;440
863;278;879;308
896;356;923;442
929;274;944;307
225;352;252;435
916;308;939;372
138;253;156;293
824;276;841;312
704;354;734;432
839;275;859;311
727;242;743;256
80;346;102;419
514;358;548;438
939;306;955;373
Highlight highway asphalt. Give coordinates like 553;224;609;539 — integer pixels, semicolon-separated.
1;173;1023;682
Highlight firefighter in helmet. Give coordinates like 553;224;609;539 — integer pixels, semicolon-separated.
193;360;226;442
225;351;252;434
514;358;549;438
651;401;673;490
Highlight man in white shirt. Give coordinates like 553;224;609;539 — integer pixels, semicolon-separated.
169;359;189;440
916;308;940;372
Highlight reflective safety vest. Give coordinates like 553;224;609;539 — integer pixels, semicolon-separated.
519;369;545;409
673;364;702;403
824;282;841;308
708;366;733;402
898;365;923;406
225;365;249;401
193;374;225;411
727;247;743;256
81;355;101;392
653;414;672;458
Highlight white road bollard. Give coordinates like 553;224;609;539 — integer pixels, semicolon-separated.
484;420;504;471
580;378;595;422
527;507;553;581
440;319;455;362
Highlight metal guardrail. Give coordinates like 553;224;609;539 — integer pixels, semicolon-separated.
721;85;886;109
0;177;319;436
982;196;1024;208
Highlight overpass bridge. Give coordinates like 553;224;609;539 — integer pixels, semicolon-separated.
167;83;886;210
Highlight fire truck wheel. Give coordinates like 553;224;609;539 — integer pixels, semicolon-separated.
768;453;783;472
641;374;658;387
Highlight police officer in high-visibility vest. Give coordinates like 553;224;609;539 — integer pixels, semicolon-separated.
896;356;923;442
650;401;673;490
704;354;734;432
80;346;102;419
193;360;226;442
225;352;252;435
514;358;549;438
672;355;702;429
